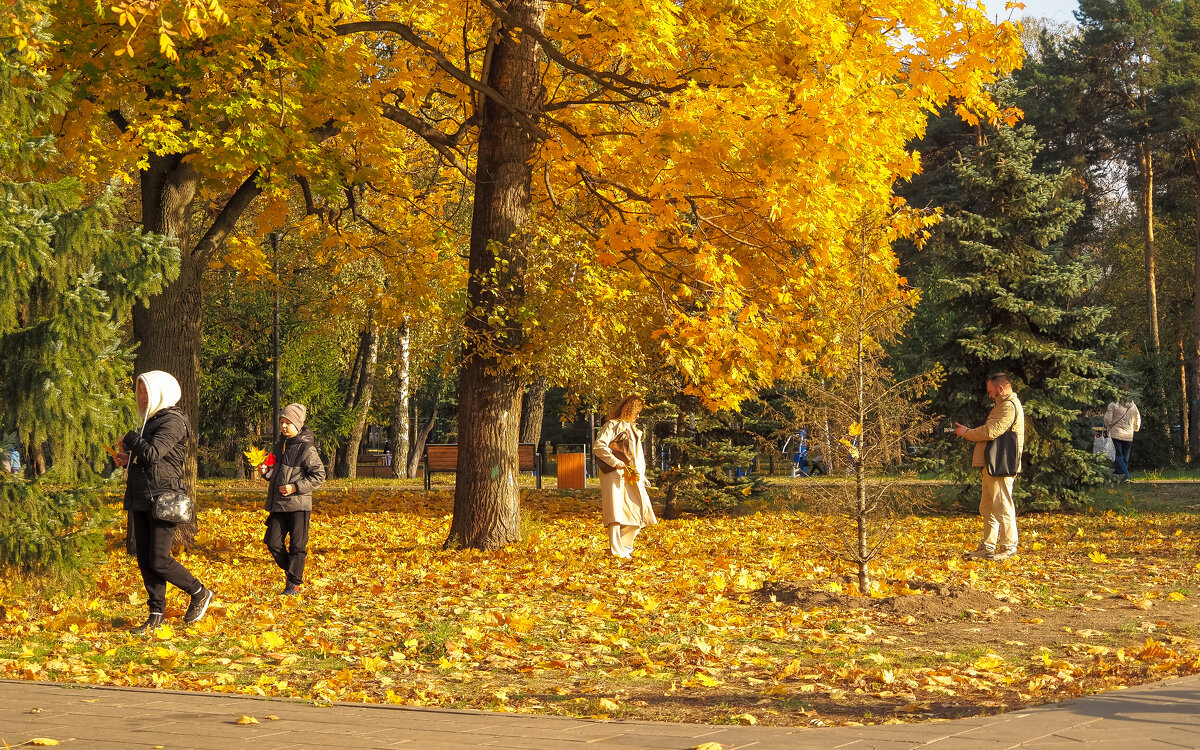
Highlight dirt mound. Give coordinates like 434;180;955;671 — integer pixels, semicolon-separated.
759;579;1012;621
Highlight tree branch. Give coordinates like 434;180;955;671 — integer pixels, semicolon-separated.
190;168;263;276
295;174;319;215
335;20;548;140
108;110;130;133
380;103;476;180
481;0;689;95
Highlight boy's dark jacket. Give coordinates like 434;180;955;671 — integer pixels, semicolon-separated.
266;426;326;512
122;406;189;512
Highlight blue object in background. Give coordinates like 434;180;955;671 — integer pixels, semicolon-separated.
792;428;808;477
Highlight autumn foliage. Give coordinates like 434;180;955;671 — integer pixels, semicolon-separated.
3;489;1200;726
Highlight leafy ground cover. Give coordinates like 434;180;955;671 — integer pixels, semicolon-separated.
2;483;1200;727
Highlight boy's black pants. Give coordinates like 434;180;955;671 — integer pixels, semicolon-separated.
264;511;310;586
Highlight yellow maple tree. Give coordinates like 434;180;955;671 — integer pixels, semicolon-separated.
328;0;1024;546
36;0;1025;548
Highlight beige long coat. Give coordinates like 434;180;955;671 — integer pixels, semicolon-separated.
1103;401;1141;441
593;419;657;528
965;392;1025;470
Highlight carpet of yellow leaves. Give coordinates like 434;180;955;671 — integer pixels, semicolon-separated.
2;488;1200;726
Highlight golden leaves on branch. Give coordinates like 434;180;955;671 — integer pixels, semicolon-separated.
108;0;230;60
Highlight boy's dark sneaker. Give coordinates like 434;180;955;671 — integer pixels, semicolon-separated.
184;585;214;624
282;583;302;596
129;613;164;636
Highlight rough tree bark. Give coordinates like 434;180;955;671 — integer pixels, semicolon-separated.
518;376;547;447
115;110;336;553
643;413;657;476
130;154;202;550
662;413;686;520
1136;143;1175;453
1139;144;1160;353
446;0;547;549
408;408;437;479
1191;151;1200;462
337;319;379;478
1178;320;1190;463
388;322;412;478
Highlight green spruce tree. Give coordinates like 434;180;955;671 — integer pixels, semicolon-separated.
914;115;1117;509
0;8;176;573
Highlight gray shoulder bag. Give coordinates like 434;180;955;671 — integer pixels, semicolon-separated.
151;422;193;524
152;490;193;524
984;409;1021;478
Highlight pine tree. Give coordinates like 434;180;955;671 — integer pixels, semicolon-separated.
914;115;1117;509
0;8;176;572
658;437;766;518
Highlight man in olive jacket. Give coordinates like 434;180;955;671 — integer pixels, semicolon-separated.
260;403;326;595
955;373;1025;561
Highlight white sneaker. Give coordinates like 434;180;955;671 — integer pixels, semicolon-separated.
987;550;1016;561
963;548;992;560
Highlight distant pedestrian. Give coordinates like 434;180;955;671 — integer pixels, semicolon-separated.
114;371;213;635
955;372;1025;562
1104;389;1141;483
593;395;656;558
808;442;828;476
7;448;19;476
260;403;325;595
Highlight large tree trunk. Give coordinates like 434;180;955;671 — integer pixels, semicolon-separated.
1139;144;1160;353
1138;144;1173;450
331;322;372;478
446;0;547;550
337;320;379;478
643;413;657;475
1178;322;1190;463
662;413;685;520
388;322;412;478
518;376;547;447
1190;152;1200;462
408;407;436;479
121;146;264;555
25;435;46;477
133;154;202;549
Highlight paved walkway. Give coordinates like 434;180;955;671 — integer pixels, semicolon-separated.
4;676;1200;749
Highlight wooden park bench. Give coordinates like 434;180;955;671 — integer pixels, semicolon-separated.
354;452;395;479
423;443;542;490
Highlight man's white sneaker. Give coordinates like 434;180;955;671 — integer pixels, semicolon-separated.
987;550;1016;561
963;548;992;560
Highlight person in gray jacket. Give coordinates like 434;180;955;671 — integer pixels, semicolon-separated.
259;403;326;595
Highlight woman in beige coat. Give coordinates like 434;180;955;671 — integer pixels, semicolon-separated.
1104;389;1141;483
593;395;657;558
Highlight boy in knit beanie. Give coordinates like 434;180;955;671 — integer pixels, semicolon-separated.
260;403;326;595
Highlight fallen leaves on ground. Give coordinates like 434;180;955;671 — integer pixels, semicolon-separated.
1;488;1200;727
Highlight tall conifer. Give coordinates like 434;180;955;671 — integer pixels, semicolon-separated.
915;116;1117;508
0;8;176;572
0;8;177;479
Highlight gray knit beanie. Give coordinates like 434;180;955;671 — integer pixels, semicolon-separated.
280;403;307;428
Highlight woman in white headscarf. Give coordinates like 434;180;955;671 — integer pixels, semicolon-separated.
592;395;656;558
114;371;213;634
